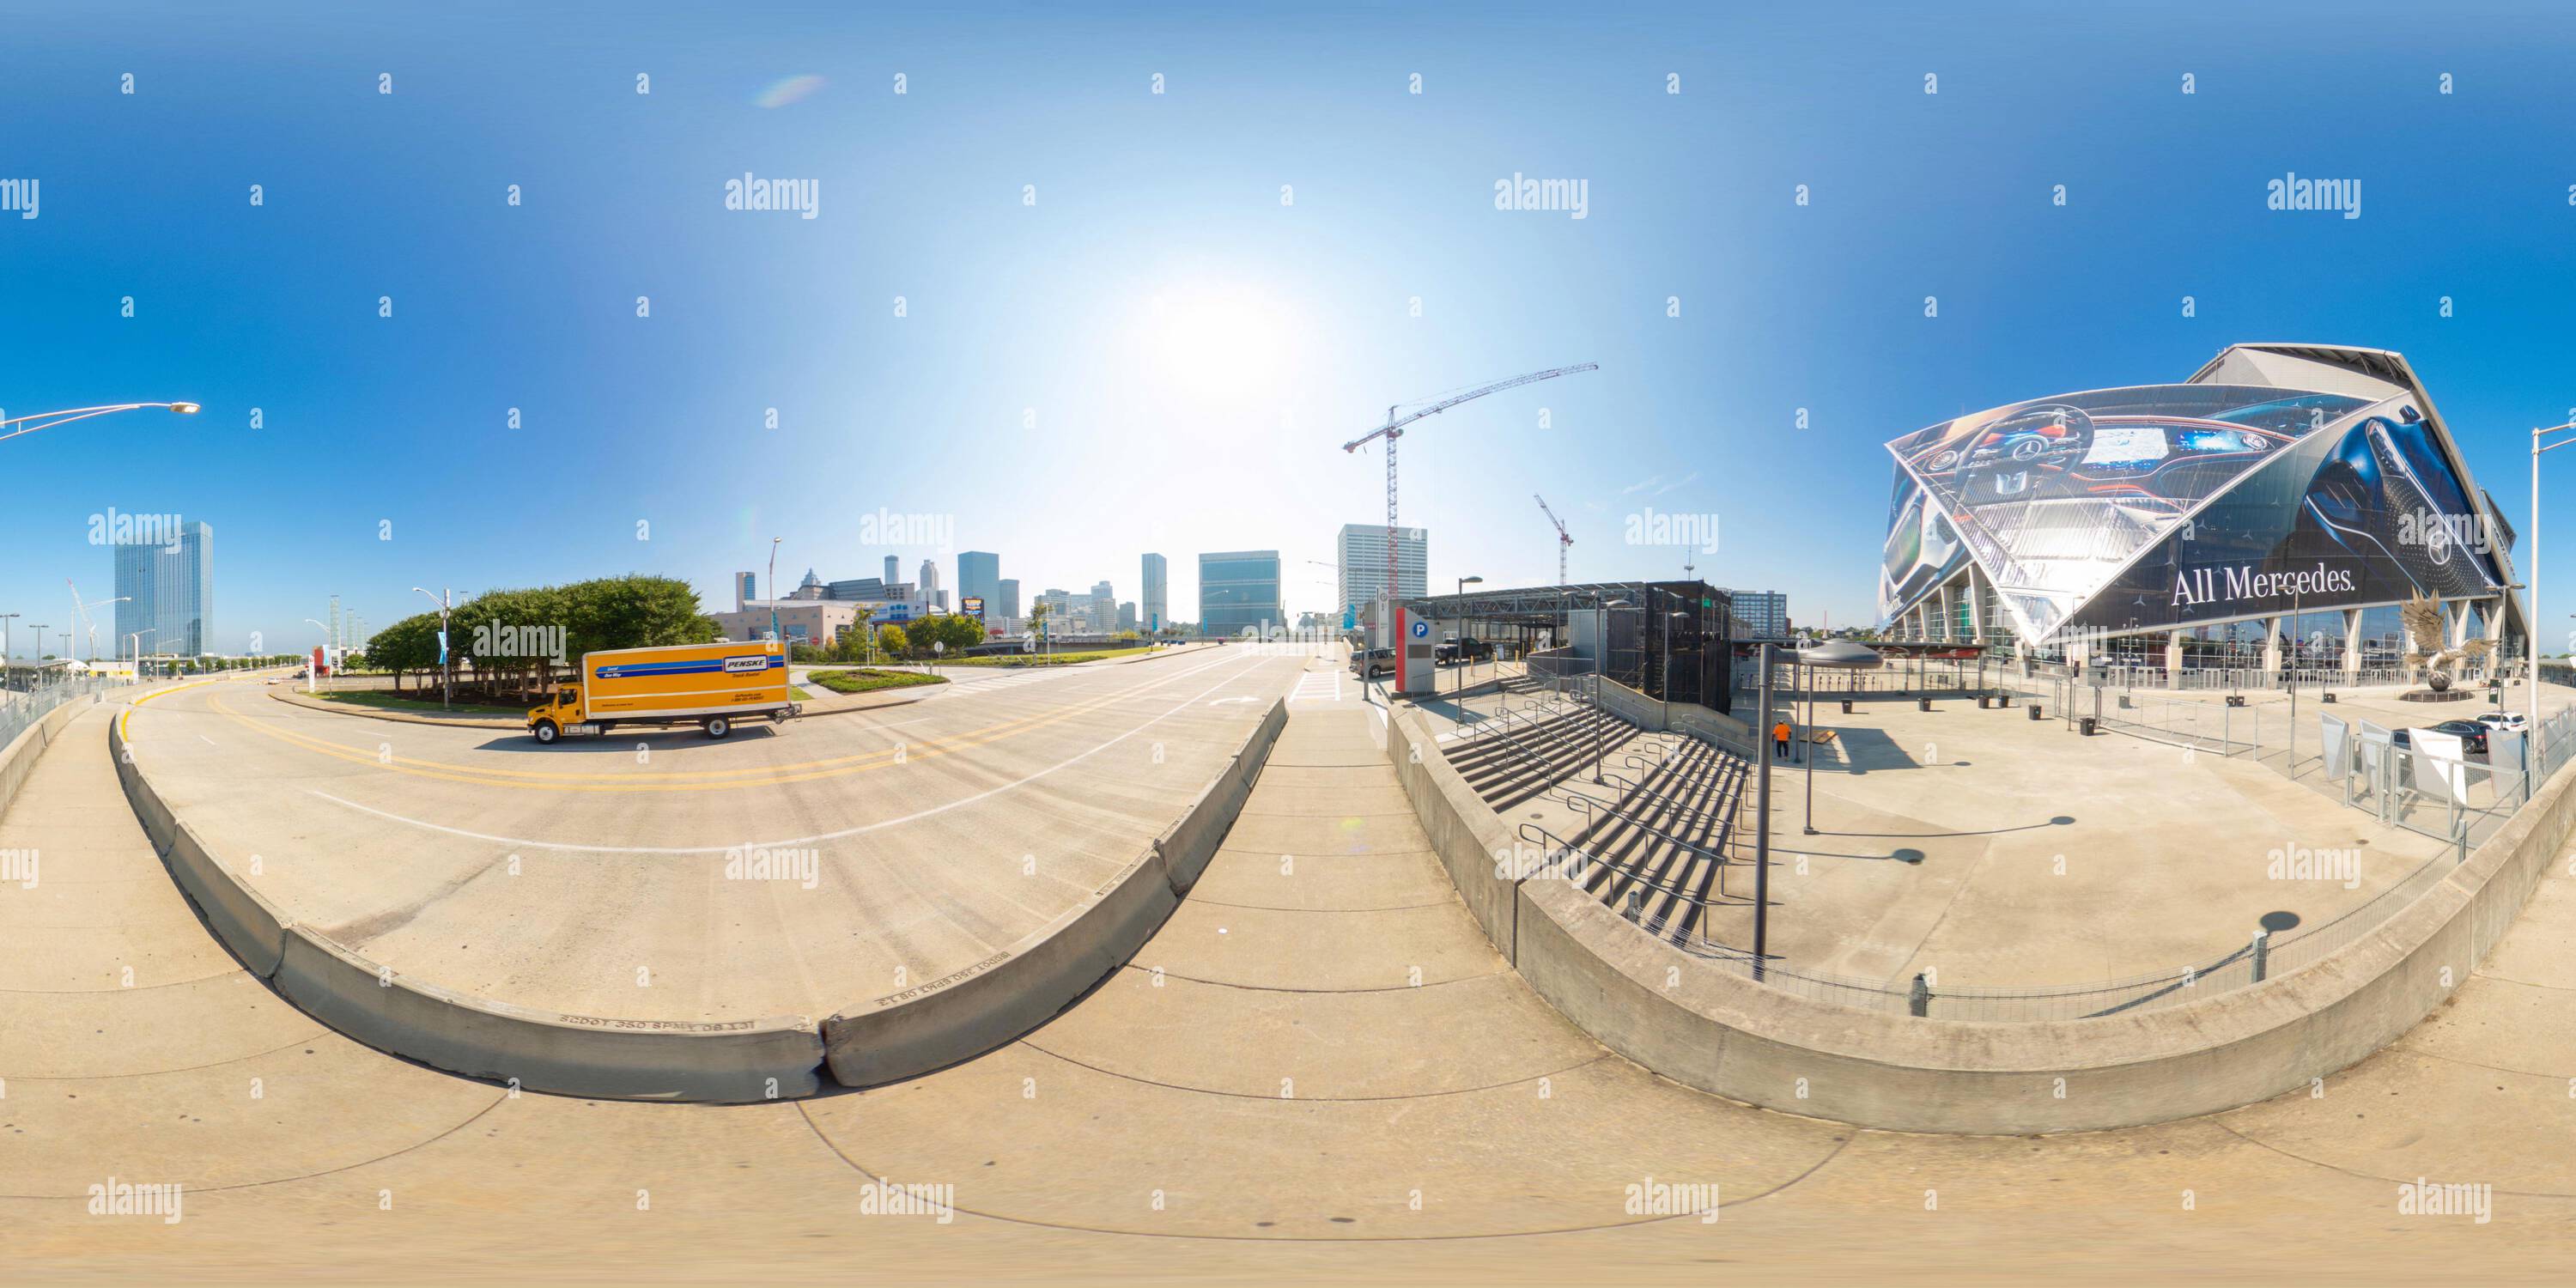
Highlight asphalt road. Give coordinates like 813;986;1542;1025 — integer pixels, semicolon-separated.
9;666;2575;1281
113;645;1312;1022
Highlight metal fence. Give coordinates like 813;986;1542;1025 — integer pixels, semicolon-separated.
0;673;112;751
1495;662;2571;1022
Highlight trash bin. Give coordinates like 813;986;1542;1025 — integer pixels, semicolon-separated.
2078;716;2098;736
1976;695;1991;709
2027;704;2042;721
1917;696;1932;712
2225;695;2245;708
2321;692;2336;704
1840;699;1853;714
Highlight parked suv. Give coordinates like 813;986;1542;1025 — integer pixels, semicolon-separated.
1352;647;1395;678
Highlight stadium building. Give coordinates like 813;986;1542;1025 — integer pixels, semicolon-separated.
1879;344;2527;677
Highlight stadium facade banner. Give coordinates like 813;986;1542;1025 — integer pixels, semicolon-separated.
1881;379;2504;646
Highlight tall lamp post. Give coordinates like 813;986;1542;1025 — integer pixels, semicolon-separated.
303;617;332;694
0;401;199;447
1592;598;1628;783
27;624;48;665
0;612;17;665
1793;641;1884;836
411;586;453;709
1455;575;1482;697
1752;641;1776;980
78;596;129;664
768;538;784;648
2530;421;2576;745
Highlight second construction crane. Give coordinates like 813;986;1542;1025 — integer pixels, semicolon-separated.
1341;362;1597;607
1534;495;1573;584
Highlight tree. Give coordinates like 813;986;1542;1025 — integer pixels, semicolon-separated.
876;623;908;658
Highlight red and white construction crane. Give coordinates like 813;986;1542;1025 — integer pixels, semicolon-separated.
1341;363;1597;608
1534;494;1573;585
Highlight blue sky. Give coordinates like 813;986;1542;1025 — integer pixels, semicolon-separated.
7;0;2576;656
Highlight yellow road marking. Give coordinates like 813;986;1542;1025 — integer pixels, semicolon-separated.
159;658;1258;794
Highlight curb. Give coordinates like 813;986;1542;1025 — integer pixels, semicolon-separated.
819;696;1289;1088
110;711;825;1103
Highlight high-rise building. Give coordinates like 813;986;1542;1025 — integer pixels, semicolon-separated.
788;568;829;600
1199;550;1282;637
734;571;758;611
1724;589;1791;640
827;577;886;601
884;554;900;586
999;578;1021;624
959;551;1001;621
1140;553;1169;632
1119;601;1138;631
1336;524;1427;618
918;557;945;611
1089;580;1115;631
112;518;213;658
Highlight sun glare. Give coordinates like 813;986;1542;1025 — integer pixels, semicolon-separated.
1139;286;1291;404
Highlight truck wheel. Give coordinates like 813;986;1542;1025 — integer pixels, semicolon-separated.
532;720;560;744
704;716;732;738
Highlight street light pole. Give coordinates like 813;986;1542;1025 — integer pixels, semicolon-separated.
768;538;783;647
0;401;200;447
2530;422;2576;747
1752;641;1777;981
0;612;16;664
1455;574;1482;699
304;617;331;693
412;586;453;709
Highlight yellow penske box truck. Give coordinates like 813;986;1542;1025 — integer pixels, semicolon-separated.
526;641;796;743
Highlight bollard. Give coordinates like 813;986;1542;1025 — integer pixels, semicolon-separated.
1908;972;1931;1018
2251;928;2269;982
1626;888;1643;920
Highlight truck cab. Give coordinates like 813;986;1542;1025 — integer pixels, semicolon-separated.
528;686;588;744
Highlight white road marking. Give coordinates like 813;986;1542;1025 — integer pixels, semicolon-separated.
302;653;1285;853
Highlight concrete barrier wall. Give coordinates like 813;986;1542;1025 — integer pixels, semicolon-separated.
271;920;823;1103
1158;697;1287;894
1592;674;1668;732
111;716;826;1103
1391;694;2576;1133
823;697;1289;1088
1384;705;1523;958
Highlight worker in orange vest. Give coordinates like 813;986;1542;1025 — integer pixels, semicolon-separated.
1771;717;1793;761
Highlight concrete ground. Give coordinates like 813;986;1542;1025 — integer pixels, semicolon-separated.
7;665;2576;1281
109;647;1310;1023
1430;681;2476;993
